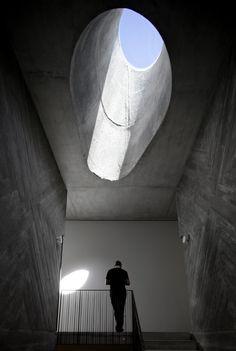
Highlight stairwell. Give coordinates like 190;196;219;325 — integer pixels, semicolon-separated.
56;290;200;351
143;332;199;351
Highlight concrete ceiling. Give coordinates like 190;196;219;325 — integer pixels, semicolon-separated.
4;1;230;220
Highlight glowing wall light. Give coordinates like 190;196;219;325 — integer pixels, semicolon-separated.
60;269;89;294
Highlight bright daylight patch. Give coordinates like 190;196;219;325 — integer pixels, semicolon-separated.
60;270;89;295
119;8;163;69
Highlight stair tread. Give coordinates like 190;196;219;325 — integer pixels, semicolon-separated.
143;333;192;340
142;332;191;338
145;341;196;344
145;348;198;350
145;347;197;350
145;345;198;351
144;340;195;342
145;347;198;351
144;341;198;350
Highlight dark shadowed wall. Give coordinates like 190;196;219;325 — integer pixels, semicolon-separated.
0;40;66;350
177;48;236;350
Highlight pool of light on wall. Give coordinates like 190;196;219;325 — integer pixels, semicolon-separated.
60;270;89;294
119;8;163;69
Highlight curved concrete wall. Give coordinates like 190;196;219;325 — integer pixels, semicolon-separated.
70;10;121;153
71;9;172;180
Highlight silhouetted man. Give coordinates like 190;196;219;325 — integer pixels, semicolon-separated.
106;260;130;332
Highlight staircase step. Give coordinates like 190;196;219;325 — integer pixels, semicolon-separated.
145;347;197;350
143;332;192;340
145;348;197;351
144;340;198;350
56;345;133;351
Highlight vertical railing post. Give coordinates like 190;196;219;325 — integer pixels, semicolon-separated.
132;291;136;351
56;292;62;344
55;235;64;338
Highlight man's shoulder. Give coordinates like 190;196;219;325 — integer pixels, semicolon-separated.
107;267;116;272
121;268;127;273
107;267;128;275
106;267;116;275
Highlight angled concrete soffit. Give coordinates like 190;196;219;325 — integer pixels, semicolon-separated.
70;9;172;181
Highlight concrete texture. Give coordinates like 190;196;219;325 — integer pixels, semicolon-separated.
66;187;176;220
71;9;171;181
4;0;232;219
0;2;235;351
176;49;236;350
0;40;67;350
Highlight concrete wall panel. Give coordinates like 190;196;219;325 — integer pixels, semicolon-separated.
176;49;236;350
0;41;66;350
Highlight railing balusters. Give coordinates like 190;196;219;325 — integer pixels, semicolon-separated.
57;289;142;349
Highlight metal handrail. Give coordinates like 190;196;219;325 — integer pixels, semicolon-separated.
131;291;145;351
60;289;132;292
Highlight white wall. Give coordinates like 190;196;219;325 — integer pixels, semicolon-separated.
62;221;190;332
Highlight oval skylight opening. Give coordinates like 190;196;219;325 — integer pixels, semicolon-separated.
119;9;163;69
70;8;172;181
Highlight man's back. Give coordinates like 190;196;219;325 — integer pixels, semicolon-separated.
106;261;130;332
106;267;129;292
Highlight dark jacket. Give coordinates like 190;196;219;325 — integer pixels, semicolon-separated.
106;267;130;293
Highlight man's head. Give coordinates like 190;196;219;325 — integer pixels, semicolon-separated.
115;260;122;267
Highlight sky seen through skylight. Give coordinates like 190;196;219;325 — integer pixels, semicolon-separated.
119;9;163;69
